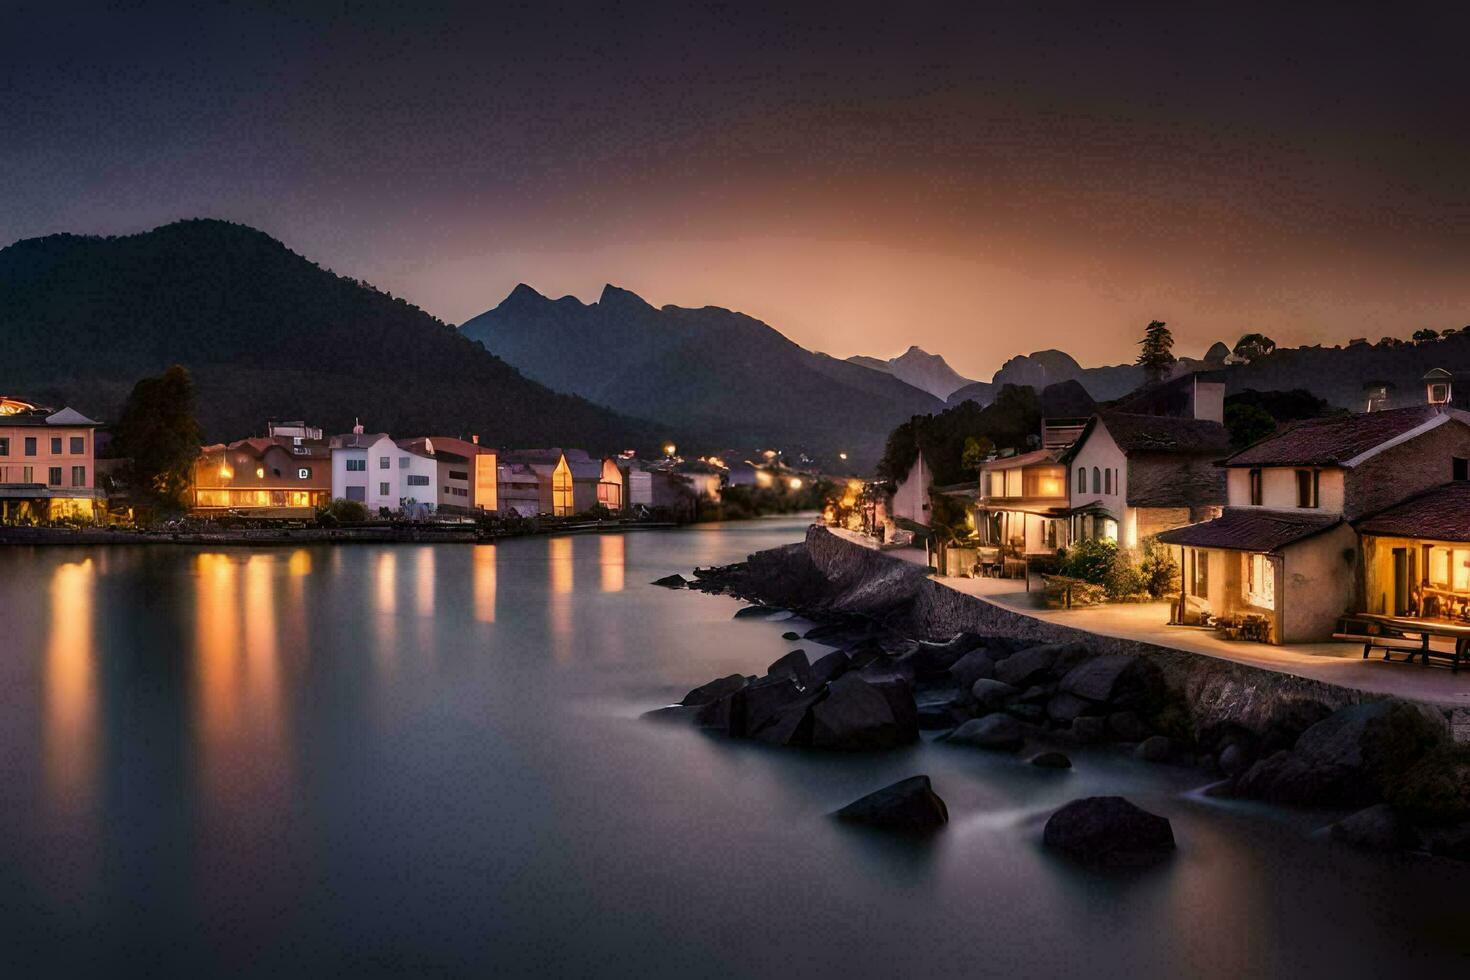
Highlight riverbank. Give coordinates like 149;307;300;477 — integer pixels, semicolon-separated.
672;524;1470;859
0;518;680;547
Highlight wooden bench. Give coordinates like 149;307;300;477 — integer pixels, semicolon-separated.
1335;615;1468;673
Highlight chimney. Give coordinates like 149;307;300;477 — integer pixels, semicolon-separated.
352;417;364;435
471;434;479;445
1425;368;1453;407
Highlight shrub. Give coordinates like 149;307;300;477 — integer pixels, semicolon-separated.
1058;537;1116;584
1138;537;1180;599
317;497;369;526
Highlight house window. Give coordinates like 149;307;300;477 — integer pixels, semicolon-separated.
71;466;85;487
449;470;468;481
1248;468;1263;506
0;437;8;455
47;466;62;486
346;486;366;502
1295;469;1319;508
989;471;1005;498
24;437;36;457
1091;466;1100;493
1190;550;1209;598
379;482;391;496
1104;469;1112;495
399;456;409;468
23;466;33;483
69;436;84;454
1455;457;1469;481
297;467;312;479
346;458;366;472
1245;553;1275;609
1076;467;1086;493
1431;383;1450;403
406;474;430;487
50;437;62;454
379;456;390;469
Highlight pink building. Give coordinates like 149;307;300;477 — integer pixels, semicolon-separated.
0;399;103;522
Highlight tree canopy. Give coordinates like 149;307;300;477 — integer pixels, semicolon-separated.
111;365;202;516
1135;320;1176;383
876;384;1041;486
1232;333;1277;363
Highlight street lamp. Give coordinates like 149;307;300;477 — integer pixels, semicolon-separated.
663;443;676;457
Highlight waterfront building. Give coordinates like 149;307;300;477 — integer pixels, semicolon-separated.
890;451;935;528
0;400;103;522
597;457;625;512
1159;402;1470;642
1062;375;1230;546
496;461;544;517
192;420;331;518
973;448;1070;555
393;439;441;518
423;436;498;514
330;429;398;513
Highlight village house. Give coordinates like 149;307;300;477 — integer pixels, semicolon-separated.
0;398;103;523
597;457;625;512
970;418;1089;557
1061;375;1230;547
499;449;594;517
1159;401;1470;643
193;420;332;519
889;451;935;528
421;436;498;514
330;428;398;512
496;461;544;517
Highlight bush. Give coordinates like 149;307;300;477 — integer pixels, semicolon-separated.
317;497;369;526
1058;538;1117;584
1138;537;1180;599
1103;547;1149;600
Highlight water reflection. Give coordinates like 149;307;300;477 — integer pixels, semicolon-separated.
473;545;497;623
549;537;573;662
375;550;397;615
44;558;97;814
600;534;625;593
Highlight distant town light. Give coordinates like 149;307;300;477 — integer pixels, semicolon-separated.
788;477;803;490
663;443;677;456
838;452;848;461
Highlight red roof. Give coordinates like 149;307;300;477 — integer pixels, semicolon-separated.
1225;406;1462;468
1157;508;1342;553
1355;482;1470;543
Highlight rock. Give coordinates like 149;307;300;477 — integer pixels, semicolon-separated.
810;673;918;750
994;644;1062;687
1047;641;1097;679
1424;821;1470;861
641;704;703;723
766;650;814;689
1059;654;1137;703
1231;750;1366;807
680;673;748;706
1218;742;1251;776
741;675;812;742
1135;736;1172;763
1042;796;1176;866
749;691;823;746
948;649;996;690
1047;693;1092;725
808;650;851;688
833;775;948;831
945;713;1027;751
732;604;774;619
694;691;739;734
651;574;688;588
1017;684;1055;705
917;702;970;730
1007;703;1046;724
970;678;1017;711
1328;805;1420;852
1070;716;1109;743
1107;711;1150;742
1030;751;1073;769
781;631;801;641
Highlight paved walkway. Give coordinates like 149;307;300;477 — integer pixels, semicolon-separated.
830;528;1470;707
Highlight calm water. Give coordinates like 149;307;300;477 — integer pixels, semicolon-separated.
0;517;1466;977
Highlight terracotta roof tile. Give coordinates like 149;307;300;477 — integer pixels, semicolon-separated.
1157;508;1342;553
1225;406;1458;467
1355;482;1470;543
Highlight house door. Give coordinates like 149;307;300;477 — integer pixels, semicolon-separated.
1392;548;1410;616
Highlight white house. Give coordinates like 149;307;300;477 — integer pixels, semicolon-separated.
890;452;935;527
331;430;397;512
395;439;440;518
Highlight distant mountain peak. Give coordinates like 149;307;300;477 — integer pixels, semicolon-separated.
846;345;975;400
598;283;651;310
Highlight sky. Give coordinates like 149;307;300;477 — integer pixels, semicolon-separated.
4;1;1469;381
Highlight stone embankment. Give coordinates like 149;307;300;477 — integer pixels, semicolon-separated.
665;525;1470;860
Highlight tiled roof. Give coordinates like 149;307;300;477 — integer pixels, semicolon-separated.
1225;406;1461;468
1097;412;1231;456
1355;482;1470;543
1157;508;1342;553
978;448;1058;471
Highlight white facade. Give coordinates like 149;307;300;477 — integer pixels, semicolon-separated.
1225;466;1346;514
891;454;933;525
331;432;397;512
394;440;440;517
1065;421;1130;543
622;462;654;507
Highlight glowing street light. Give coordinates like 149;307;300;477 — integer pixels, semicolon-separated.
838;451;848;461
663;443;677;457
788;477;803;490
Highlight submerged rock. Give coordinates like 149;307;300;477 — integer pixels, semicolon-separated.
1030;750;1073;769
1135;736;1173;763
781;631;801;641
766;650;814;689
680;673;748;706
1042;796;1176;865
833;775;948;831
732;604;776;619
641;704;704;723
651;574;688;589
810;673;918;750
1328;805;1420;852
994;644;1061;687
945;713;1026;751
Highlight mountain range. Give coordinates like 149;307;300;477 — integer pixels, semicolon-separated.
846;346;975;400
459;285;945;469
0;220;662;449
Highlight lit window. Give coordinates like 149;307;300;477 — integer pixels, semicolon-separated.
1245;553;1275;609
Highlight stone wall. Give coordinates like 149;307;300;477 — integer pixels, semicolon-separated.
799;525;1463;736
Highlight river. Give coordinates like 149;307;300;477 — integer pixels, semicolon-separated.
0;517;1465;976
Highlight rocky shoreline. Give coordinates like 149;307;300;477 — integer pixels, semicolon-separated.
651;526;1470;862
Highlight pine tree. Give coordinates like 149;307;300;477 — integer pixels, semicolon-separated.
1136;320;1176;383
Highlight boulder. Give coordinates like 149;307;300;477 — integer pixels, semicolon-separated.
810;673;918;750
1107;711;1150;742
748;691;824;746
1017;684;1055;705
781;631;801;641
1042;796;1176;866
741;675;811;741
808;650;851;688
1030;751;1073;769
1217;742;1251;776
948;649;996;690
1328;804;1421;852
1231;750;1366;807
945;713;1027;751
1047;641;1098;679
1424;821;1470;861
970;678;1017;712
833;775;949;831
732;604;774;619
994;644;1062;687
766;650;814;689
651;574;688;589
1047;693;1093;725
1059;654;1137;703
641;704;704;724
1135;736;1173;763
1007;703;1046;724
680;673;748;706
694;691;739;734
1070;716;1109;743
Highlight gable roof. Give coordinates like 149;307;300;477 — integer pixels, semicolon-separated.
1355;482;1470;543
45;407;100;426
1157;508;1342;553
978;448;1058;471
1224;406;1463;468
331;431;391;449
1061;412;1230;463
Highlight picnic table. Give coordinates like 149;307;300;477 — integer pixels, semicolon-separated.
1335;614;1470;673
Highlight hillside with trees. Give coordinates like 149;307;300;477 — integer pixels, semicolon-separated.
0;220;666;448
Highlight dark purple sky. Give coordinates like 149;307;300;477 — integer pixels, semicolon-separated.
4;1;1468;379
